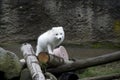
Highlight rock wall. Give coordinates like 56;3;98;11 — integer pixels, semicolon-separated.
0;0;120;43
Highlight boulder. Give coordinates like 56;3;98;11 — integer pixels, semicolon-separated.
0;47;22;79
20;68;32;80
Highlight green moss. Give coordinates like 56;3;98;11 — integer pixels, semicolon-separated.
63;41;120;49
90;42;102;48
79;61;120;79
114;20;120;36
90;41;120;49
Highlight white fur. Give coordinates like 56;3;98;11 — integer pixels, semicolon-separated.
36;27;65;56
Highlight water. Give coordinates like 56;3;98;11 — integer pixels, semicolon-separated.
1;42;118;59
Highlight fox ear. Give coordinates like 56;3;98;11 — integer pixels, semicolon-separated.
59;26;63;30
52;27;56;30
51;27;56;31
52;26;63;30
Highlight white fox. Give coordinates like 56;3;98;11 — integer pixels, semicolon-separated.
36;27;65;56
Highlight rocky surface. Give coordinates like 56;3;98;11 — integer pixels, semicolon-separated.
0;47;22;79
20;68;32;80
0;0;120;43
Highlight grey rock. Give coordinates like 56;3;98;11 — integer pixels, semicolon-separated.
0;47;22;79
20;68;32;80
0;0;120;43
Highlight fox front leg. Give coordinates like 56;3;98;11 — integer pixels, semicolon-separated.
47;45;54;55
36;45;42;56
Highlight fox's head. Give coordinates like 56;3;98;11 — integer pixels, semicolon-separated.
51;27;65;42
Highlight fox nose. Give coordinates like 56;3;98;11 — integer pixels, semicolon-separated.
59;38;62;40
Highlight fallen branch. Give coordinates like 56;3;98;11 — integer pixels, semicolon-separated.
38;52;65;67
47;51;120;73
21;43;45;80
37;46;73;68
20;43;120;79
80;73;120;80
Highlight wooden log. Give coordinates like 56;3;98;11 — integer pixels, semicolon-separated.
80;73;120;80
38;46;73;67
53;46;69;61
21;43;45;80
53;46;73;64
20;46;72;68
38;52;65;67
47;51;120;73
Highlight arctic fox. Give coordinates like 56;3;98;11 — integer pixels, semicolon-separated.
36;27;65;56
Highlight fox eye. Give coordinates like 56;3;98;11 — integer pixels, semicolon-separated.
56;33;58;35
60;33;62;35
